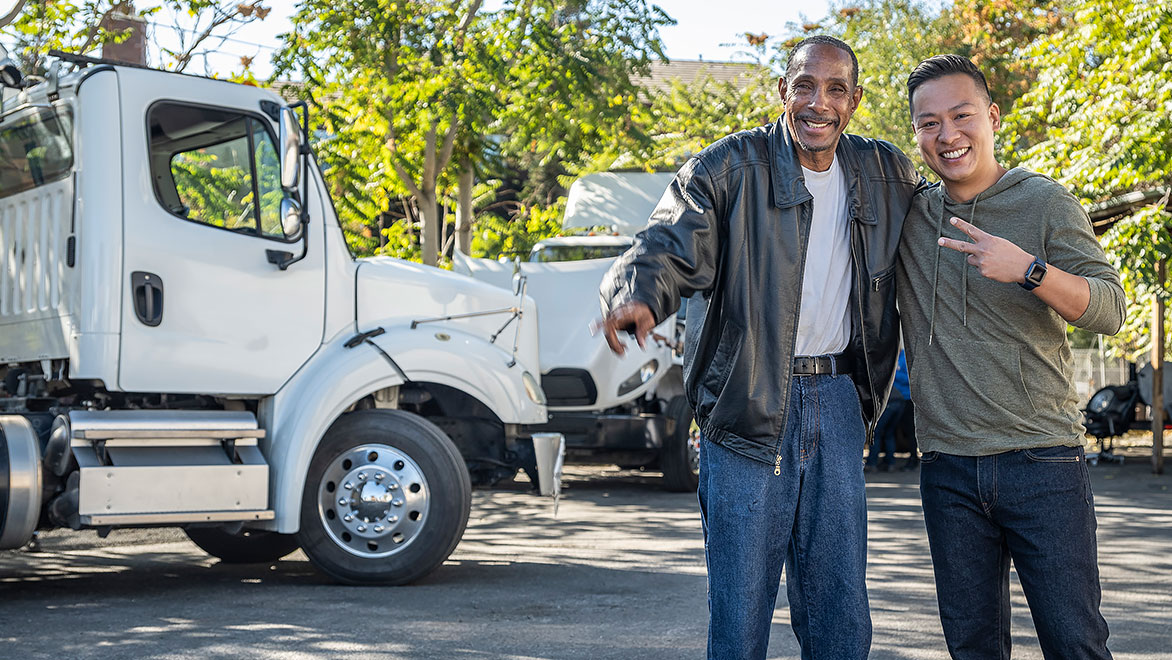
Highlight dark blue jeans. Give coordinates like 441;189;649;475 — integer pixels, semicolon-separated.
920;446;1112;660
698;373;870;660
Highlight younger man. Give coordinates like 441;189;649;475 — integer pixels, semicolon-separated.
897;54;1124;659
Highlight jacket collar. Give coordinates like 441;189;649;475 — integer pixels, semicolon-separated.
769;115;873;225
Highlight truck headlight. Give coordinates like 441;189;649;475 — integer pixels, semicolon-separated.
618;359;659;396
522;371;546;405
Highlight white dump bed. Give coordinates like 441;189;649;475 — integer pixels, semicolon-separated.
0;177;75;362
562;171;674;236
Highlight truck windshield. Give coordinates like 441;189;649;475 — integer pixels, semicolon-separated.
0;106;74;201
528;243;631;262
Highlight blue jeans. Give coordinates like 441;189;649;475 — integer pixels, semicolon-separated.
698;373;870;660
920;446;1112;659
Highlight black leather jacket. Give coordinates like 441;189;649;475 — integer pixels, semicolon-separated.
601;116;921;465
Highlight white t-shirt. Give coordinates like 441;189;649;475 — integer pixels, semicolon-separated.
794;156;852;357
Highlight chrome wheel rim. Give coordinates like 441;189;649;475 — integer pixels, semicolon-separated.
317;443;430;559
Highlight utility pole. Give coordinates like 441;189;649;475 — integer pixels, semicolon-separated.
1153;257;1166;474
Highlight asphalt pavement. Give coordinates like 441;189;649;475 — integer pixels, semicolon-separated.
0;447;1169;659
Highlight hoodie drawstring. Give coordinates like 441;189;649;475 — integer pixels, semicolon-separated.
928;196;980;345
928;206;943;345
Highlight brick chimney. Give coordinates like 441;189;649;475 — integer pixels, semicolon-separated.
100;2;147;65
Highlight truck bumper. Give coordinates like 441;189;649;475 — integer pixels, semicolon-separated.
525;411;668;452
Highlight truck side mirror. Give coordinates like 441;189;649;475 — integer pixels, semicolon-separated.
278;106;302;192
511;257;524;295
281;197;303;241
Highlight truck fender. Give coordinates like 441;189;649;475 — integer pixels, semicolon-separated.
265;326;545;532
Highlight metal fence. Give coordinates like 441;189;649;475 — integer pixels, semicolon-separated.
1071;348;1131;406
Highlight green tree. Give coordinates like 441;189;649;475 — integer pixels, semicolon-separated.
943;0;1066;119
275;0;670;265
1006;0;1172;359
829;1;954;160
616;67;775;172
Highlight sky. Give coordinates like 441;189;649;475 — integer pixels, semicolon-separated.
145;0;836;78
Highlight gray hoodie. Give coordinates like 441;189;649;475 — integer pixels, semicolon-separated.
895;168;1125;455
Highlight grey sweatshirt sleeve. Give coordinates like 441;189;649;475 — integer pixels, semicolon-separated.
599;158;722;324
1044;194;1126;335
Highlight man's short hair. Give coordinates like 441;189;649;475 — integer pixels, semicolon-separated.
906;54;992;115
786;35;859;88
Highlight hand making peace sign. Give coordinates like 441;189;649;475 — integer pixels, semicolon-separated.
937;216;1034;284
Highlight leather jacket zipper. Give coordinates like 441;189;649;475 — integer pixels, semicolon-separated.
774;454;782;476
850;222;878;446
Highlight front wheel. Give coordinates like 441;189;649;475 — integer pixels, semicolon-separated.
297;409;471;585
660;396;701;492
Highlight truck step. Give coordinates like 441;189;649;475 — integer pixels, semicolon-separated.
80;509;275;526
55;410;271;523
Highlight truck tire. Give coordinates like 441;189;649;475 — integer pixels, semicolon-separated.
298;409;471;585
661;396;701;492
184;527;300;564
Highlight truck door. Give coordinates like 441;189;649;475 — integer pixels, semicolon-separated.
118;81;325;394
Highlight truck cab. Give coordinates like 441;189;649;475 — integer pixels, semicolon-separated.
0;56;559;584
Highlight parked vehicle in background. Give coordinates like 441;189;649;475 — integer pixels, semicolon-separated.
0;51;560;585
1083;361;1172;465
457;171;701;491
528;235;633;263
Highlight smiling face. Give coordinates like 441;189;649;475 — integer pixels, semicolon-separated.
911;73;1006;201
779;43;862;171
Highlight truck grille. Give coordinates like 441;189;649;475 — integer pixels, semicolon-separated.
541;368;598;406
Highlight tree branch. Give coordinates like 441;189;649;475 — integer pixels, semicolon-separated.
454;0;484;48
392;160;425;200
422;119;439;189
171;5;238;72
436;122;459;175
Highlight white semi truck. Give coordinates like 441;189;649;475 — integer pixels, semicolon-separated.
0;51;560;585
455;172;702;492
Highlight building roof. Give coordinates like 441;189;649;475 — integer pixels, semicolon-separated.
271;59;766;104
633;59;766;95
1086;186;1170;234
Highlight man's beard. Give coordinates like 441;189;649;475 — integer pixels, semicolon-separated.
794;137;834;153
791;114;839;154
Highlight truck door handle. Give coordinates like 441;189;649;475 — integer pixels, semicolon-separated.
131;271;164;327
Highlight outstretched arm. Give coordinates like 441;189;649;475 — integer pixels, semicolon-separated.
598;158;724;355
938;216;1090;322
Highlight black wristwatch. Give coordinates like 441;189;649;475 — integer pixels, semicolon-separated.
1020;256;1047;291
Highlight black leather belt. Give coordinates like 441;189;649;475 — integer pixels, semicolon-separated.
793;353;852;376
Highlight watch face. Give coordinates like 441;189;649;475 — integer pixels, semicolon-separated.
1025;259;1047;287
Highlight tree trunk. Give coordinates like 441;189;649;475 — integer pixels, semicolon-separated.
419;189;440;267
455;162;474;255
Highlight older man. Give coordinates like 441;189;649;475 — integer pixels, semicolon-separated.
599;36;920;660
